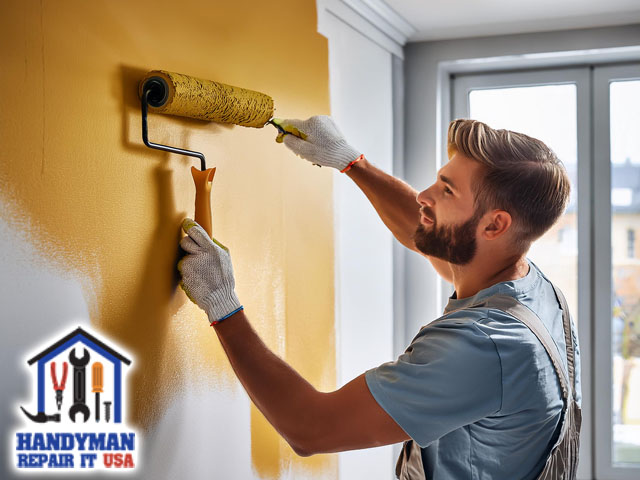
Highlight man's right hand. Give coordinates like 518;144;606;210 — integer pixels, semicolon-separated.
278;116;362;172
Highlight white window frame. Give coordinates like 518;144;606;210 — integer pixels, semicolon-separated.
446;56;640;480
593;62;640;480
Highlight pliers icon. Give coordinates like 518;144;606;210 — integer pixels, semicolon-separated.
50;361;68;411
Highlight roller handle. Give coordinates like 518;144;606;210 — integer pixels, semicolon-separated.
191;167;216;238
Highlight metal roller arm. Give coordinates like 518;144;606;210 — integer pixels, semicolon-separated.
140;87;206;171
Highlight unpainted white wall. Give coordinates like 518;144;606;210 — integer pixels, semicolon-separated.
322;13;396;479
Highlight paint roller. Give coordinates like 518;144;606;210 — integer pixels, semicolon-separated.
139;70;302;238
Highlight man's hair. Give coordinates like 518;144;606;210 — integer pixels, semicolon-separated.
447;119;571;253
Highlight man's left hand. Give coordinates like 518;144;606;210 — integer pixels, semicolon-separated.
178;218;242;323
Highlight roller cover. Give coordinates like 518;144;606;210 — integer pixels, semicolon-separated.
139;70;274;128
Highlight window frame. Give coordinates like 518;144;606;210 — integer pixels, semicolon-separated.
593;62;640;480
447;60;640;480
451;66;594;479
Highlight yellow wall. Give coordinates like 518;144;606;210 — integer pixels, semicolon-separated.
0;0;336;478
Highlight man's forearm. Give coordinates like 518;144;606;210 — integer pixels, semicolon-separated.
211;309;320;455
346;158;420;250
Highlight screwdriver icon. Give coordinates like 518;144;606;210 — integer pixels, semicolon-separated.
92;362;103;422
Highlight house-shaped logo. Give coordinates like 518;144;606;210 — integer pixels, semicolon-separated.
13;326;138;472
20;326;131;425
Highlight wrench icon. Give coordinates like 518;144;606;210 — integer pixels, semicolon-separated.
68;347;91;422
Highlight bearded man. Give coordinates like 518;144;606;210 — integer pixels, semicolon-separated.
178;117;581;480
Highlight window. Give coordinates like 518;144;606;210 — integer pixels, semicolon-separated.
452;62;640;479
467;81;579;317
600;72;640;472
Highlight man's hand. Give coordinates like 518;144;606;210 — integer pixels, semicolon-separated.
178;218;242;323
278;116;362;172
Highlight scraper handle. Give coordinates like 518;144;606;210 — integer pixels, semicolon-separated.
191;166;216;238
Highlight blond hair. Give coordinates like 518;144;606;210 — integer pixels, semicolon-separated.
447;119;571;252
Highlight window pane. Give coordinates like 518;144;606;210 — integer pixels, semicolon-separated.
610;79;640;465
469;85;578;323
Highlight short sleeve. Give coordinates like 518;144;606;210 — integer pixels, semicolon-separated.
364;318;503;447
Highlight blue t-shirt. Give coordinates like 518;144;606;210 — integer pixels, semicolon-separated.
365;259;581;480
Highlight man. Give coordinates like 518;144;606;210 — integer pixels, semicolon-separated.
178;116;581;479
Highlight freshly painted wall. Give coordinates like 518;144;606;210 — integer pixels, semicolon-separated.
0;1;336;478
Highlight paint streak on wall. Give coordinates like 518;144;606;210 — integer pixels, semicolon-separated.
0;0;336;478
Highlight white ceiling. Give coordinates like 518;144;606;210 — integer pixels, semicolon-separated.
384;0;640;42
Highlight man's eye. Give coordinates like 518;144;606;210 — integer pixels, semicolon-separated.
444;186;453;195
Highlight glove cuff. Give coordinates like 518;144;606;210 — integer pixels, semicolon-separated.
202;289;242;323
323;142;362;171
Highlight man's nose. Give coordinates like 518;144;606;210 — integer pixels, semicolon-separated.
416;185;435;207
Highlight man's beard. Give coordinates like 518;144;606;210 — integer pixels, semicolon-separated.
413;210;482;265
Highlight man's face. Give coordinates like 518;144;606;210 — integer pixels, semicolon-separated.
413;209;482;265
414;152;484;265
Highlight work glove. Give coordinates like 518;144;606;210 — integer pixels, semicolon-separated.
178;218;242;324
274;116;362;171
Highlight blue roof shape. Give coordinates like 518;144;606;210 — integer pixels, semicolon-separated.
27;327;130;365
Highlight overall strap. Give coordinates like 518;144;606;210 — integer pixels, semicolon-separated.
550;283;577;398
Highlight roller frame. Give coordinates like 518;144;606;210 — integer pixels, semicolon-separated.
140;83;207;171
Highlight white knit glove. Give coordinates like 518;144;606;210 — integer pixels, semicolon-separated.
178;218;242;323
277;116;362;171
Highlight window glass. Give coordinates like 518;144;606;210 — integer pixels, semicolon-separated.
469;85;578;320
610;79;640;465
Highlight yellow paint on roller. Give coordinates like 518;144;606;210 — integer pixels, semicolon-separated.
140;70;275;128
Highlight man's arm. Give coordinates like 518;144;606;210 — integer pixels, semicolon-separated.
280;116;453;283
179;221;410;455
346;158;453;283
346;158;420;251
213;309;410;456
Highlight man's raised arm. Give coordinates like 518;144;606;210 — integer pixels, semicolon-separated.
279;115;452;282
279;116;419;249
344;157;422;251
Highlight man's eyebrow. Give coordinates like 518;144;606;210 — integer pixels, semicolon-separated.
439;174;458;192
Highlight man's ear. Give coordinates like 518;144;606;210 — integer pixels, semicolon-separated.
482;210;512;240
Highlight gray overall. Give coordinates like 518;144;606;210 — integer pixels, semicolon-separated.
396;283;581;479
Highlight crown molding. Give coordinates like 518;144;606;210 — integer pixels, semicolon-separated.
317;0;416;58
343;0;416;44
